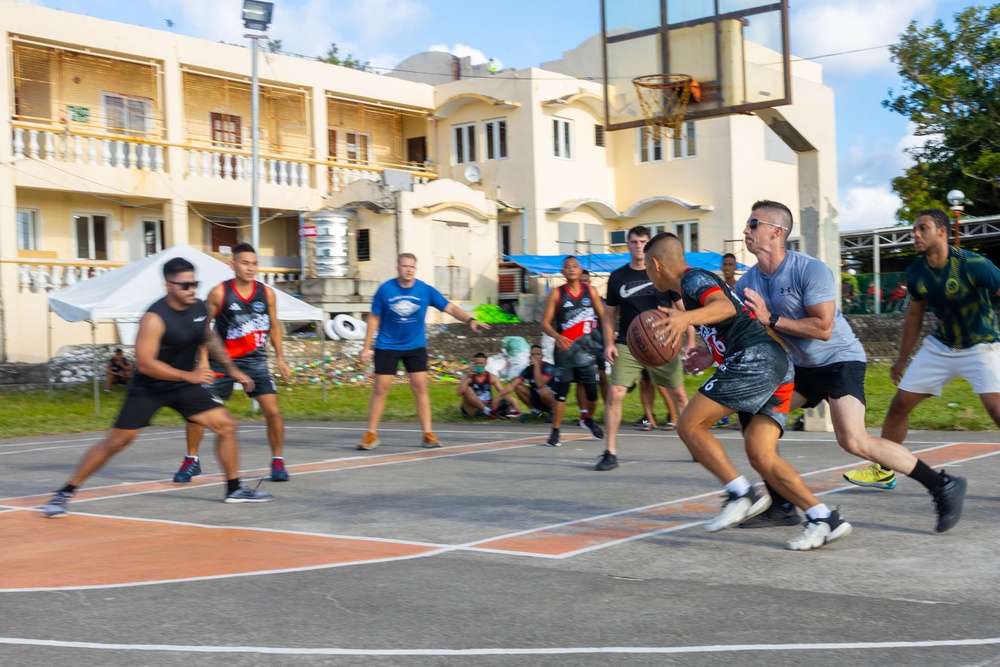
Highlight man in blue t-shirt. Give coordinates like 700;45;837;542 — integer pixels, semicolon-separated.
736;199;966;536
358;253;489;450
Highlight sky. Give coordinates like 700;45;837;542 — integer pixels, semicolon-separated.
19;0;977;231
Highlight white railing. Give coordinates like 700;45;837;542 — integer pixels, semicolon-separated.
13;261;300;294
186;149;311;188
328;164;434;192
12;127;165;172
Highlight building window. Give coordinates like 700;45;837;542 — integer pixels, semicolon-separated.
143;219;165;256
499;223;511;256
345;131;370;164
595;125;606;148
672;121;696;159
674;221;699;252
553;117;572;159
74;214;109;260
637;127;663;163
454;123;477;164
357;228;371;262
103;93;150;136
16;209;39;251
484;119;508;160
609;229;627;246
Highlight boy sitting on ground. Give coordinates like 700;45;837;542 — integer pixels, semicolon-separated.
456;352;520;418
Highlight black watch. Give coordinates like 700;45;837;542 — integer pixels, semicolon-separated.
769;313;779;329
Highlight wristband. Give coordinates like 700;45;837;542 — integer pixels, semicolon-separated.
769;313;779;329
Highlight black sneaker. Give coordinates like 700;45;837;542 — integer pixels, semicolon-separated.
931;471;967;533
546;429;561;447
595;450;618;471
583;418;604;439
42;490;72;518
738;503;802;529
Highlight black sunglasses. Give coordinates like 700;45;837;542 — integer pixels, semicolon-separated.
168;280;199;290
747;217;785;231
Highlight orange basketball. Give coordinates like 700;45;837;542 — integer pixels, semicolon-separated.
626;309;680;367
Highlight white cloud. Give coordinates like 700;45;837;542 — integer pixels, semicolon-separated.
839;185;902;231
791;0;941;76
429;43;501;68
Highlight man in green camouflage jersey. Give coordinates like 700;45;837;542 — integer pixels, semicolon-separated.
845;209;1000;504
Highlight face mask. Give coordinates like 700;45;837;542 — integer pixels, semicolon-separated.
474;365;485;373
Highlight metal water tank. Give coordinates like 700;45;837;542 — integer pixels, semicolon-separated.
312;212;349;278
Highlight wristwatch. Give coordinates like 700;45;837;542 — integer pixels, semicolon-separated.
769;313;779;329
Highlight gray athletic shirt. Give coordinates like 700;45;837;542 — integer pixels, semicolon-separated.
734;250;865;367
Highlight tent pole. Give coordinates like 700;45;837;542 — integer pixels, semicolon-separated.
321;319;327;403
47;308;53;399
92;320;99;414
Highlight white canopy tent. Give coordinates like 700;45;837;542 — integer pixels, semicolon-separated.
48;244;324;410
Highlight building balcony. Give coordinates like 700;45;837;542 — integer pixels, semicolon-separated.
12;122;165;173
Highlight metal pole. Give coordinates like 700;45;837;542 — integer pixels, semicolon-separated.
953;209;961;247
251;35;261;250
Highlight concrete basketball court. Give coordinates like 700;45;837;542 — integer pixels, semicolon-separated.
1;419;999;666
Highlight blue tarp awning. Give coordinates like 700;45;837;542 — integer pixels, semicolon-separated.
503;251;745;275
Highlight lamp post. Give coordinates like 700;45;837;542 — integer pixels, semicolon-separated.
242;1;274;251
946;189;965;248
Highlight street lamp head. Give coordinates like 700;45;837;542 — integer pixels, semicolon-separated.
242;0;274;31
946;189;965;209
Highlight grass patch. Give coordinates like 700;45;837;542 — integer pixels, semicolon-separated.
1;364;995;439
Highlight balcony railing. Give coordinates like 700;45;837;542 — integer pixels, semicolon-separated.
185;148;312;188
327;160;437;192
6;259;301;294
12;123;165;172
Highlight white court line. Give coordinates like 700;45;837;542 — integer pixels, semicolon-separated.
0;636;998;655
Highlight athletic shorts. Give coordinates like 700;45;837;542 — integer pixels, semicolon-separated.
528;388;549;412
698;341;794;431
113;384;225;430
794;361;867;408
374;347;428;375
212;361;276;400
552;363;598;386
610;343;684;390
899;336;1000;395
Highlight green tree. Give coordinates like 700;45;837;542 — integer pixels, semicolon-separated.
317;43;369;71
266;39;282;54
884;5;1000;221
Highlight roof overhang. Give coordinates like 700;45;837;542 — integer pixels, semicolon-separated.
412;201;493;222
624;196;714;217
545;198;623;219
433;93;521;119
542;92;604;116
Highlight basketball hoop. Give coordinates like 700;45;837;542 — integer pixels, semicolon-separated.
632;74;699;141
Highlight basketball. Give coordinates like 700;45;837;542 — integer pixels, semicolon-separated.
626;309;680;367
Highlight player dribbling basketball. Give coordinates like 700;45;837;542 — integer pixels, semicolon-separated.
643;232;852;551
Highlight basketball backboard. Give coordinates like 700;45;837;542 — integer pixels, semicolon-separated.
600;0;791;132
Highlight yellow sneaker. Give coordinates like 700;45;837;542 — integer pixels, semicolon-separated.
843;462;896;489
357;432;380;451
421;432;442;448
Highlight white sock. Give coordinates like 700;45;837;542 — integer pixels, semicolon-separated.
724;476;752;497
187;456;199;463
805;504;831;521
483;407;492;415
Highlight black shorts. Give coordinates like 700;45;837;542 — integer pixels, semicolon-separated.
212;361;276;400
528;389;548;411
699;342;794;431
552;364;598;385
374;347;428;375
113;384;225;430
794;361;867;408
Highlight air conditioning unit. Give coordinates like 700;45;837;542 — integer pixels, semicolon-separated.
609;230;627;246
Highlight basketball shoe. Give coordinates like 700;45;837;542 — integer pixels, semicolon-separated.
843;463;896;489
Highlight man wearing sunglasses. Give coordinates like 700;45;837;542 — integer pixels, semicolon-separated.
41;257;273;517
734;199;965;534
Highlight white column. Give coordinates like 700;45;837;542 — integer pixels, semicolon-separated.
88;137;98;165
27;130;40;158
13;128;25;157
43;132;56;160
154;146;165;172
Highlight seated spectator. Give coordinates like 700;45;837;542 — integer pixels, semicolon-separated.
457;352;520;419
492;344;556;421
886;282;908;311
104;348;133;392
842;289;861;313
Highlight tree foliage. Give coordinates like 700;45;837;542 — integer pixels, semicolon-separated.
885;5;1000;221
317;43;369;71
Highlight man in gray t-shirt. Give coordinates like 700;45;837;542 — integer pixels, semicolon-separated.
733;199;965;535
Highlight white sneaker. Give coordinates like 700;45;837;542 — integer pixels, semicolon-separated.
787;509;852;551
705;486;771;532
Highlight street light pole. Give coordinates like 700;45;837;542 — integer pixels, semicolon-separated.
946;189;965;248
250;34;261;250
241;1;274;251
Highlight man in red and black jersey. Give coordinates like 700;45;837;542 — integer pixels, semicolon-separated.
643;232;852;551
175;243;293;484
540;256;606;446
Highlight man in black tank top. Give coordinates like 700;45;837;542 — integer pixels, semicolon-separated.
41;257;274;518
178;243;292;484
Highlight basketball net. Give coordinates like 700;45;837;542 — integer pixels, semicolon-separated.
633;74;695;142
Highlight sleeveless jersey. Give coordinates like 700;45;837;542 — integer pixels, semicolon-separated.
470;374;492;402
133;297;208;392
552;283;598;368
680;268;774;365
214;280;270;362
